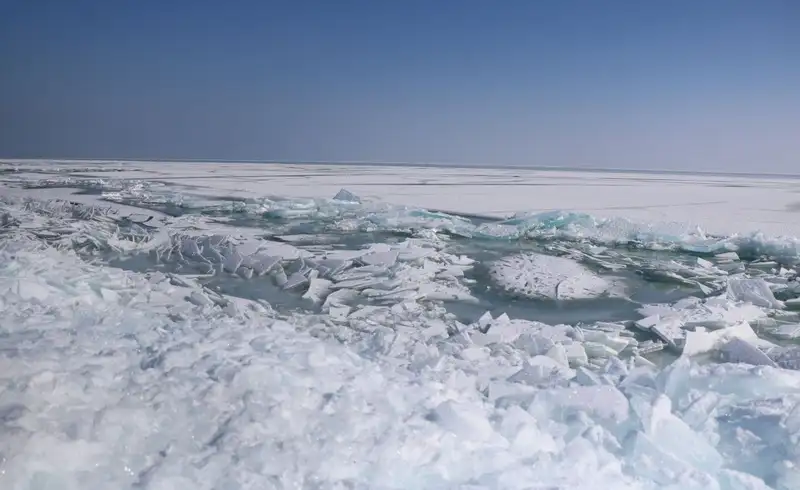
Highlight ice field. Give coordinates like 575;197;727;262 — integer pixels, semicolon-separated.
3;160;800;489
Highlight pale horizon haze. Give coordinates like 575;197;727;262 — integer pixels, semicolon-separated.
1;0;798;172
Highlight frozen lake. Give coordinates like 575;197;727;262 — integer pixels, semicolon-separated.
2;159;800;490
4;160;800;236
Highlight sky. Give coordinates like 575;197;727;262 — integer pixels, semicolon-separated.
1;0;798;172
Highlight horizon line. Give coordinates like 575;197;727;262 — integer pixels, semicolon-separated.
1;157;799;179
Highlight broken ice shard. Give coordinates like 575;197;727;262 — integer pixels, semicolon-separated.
726;276;784;309
332;188;361;203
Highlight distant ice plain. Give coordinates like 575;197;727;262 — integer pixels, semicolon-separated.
4;159;800;236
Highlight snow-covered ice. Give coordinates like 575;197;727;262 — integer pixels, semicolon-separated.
3;160;800;490
488;253;612;300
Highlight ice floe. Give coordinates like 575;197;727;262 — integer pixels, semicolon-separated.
488;253;613;300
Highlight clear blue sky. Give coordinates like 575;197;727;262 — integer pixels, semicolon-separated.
1;0;798;171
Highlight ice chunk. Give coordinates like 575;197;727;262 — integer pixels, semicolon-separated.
749;260;779;272
477;319;528;345
727;277;784;309
593;321;628;332
322;249;368;262
332;188;361;203
364;243;391;254
259;240;308;260
416;283;479;303
719;338;776;367
486;381;536;407
476;311;494;331
98;287;120;302
235;238;262;257
683;322;775;359
508;356;575;386
770;346;800;369
772;324;800;340
321;288;358;311
650;317;685;349
396;246;435;262
634;314;661;331
627;391;723;486
187;290;214;307
584;341;619;359
331;275;389;291
715;251;741;262
718;470;773;490
180;237;203;258
328;305;350;321
283;271;308;290
697;257;714;269
627;431;707;486
460;346;490;361
633;313;686;348
633;355;657;369
421;319;449;340
785;298;800;310
546;343;569;366
639;296;770;337
359;250;399;267
636;340;666;355
498;406;559;457
241;253;281;276
532;385;629;424
488;253;610;300
575;366;602;386
532;324;574;343
222;249;243;273
601;356;629;377
430;400;494;442
513;332;556;357
564;343;588;366
581;330;630;354
302;278;333;305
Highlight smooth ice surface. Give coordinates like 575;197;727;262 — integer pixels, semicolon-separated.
4;160;800;490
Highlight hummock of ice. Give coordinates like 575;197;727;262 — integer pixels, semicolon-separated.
3;184;800;489
488;253;612;300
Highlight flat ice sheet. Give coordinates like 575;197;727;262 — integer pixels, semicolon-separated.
3;159;800;236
